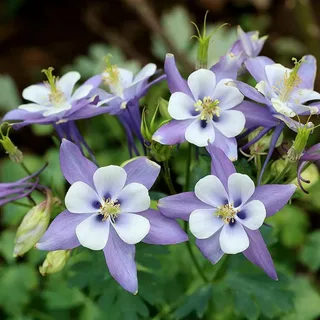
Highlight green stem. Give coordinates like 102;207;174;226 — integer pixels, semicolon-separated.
255;155;261;184
20;161;32;176
184;143;192;192
163;161;176;195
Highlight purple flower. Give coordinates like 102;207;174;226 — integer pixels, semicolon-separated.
229;26;268;70
297;143;320;193
158;146;296;279
0;166;46;206
37;139;187;293
153;54;246;160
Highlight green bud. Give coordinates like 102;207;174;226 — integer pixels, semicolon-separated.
287;122;313;163
13;191;52;257
150;141;172;162
39;250;71;276
271;158;287;178
0;123;23;163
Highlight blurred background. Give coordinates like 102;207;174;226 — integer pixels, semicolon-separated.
1;0;320;319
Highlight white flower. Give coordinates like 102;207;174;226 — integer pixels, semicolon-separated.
19;69;93;117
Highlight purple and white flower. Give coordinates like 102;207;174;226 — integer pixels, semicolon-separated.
153;54;246;159
37;139;187;293
158;146;296;279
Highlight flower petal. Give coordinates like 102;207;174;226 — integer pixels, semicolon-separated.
245;56;274;83
196;230;224;264
195;175;228;207
36;210;89;250
189;209;224;239
233;81;268;105
213;79;244;110
117;183;150;213
213;110;245;138
42;102;72;116
297;55;316;90
112;213;150;244
265;64;289;89
185;119;215;147
237;200;266;230
248;184;296;217
76;214;110;250
158;192;212;221
208;131;238;161
103;227;137;294
292;89;320;104
168;92;197;120
139;209;188;245
133;63;156;83
18;103;49;113
93;166;127;200
123;157;160;190
228;173;255;207
65;181;100;213
187;69;216;100
219;221;249;254
210;53;238;83
152;119;192;145
243;228;278;280
58;71;81;98
60;139;98;189
71;84;93;101
22;85;50;104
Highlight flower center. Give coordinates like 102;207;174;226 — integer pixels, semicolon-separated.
42;67;66;106
100;198;121;222
216;204;237;224
102;56;122;96
194;96;221;121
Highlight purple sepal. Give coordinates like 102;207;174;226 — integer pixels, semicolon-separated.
123;157;160;190
249;184;296;217
164;54;192;95
233;81;268;105
36;210;88;250
139;209;188;245
297;55;317;90
210;53;238;82
158;192;211;221
206;145;236;191
103;227;138;294
60;139;97;189
245;56;274;82
241;127;272;151
243;229;278;280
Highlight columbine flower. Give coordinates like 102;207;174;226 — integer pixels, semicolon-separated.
0;165;45;206
158;146;296;279
153;54;246;159
297;143;320;193
229;26;268;70
36;139;187;293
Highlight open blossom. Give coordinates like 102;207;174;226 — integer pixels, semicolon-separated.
153;54;246;159
37;139;187;293
158;146;296;279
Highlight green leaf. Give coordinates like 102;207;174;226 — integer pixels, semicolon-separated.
267;204;309;248
299;231;320;271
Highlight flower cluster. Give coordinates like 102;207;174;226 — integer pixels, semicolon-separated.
1;22;319;296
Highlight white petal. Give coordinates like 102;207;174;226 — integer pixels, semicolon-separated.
112;213;150;244
22;85;50;104
117;183;150;212
237;200;266;230
227;173;255;208
76;214;110;250
133;63;156;83
187;69;216;100
93;166;127;200
213;110;245;138
118;68;134;89
271;98;296;117
219;222;249;254
42;102;72;116
256;81;276;99
195;175;228;207
292;89;320;104
71;85;93;101
58;71;81;98
189;209;224;239
213;79;244;110
65;181;100;213
18;103;48;112
265;64;289;89
185;119;215;147
168;92;197;120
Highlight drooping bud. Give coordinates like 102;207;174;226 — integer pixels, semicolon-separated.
39;250;71;276
13;190;52;257
271;157;287;178
0;123;23;163
287;122;314;163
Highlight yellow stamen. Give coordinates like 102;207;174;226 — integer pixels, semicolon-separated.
195;96;221;121
102;55;120;87
216;204;237;224
100;198;121;222
41;67;65;105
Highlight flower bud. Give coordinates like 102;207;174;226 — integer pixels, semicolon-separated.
13;191;52;257
39;250;71;276
150;141;172;162
271;158;287;177
0;123;23;163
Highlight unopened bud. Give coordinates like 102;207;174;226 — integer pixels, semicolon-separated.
150;141;172;162
13;191;52;257
0;123;23;163
39;250;71;276
271;158;287;177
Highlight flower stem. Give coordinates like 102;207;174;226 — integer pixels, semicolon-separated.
272;161;292;184
184;143;193;192
20;161;32;176
163;161;176;195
